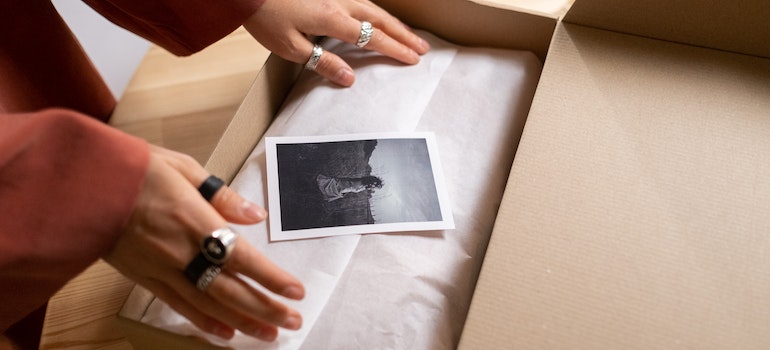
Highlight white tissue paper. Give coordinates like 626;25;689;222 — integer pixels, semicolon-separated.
141;30;541;349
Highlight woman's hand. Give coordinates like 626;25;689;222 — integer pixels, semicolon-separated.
243;0;430;86
103;145;304;341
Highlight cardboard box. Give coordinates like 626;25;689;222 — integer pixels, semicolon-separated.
459;0;770;348
119;0;770;348
119;1;564;347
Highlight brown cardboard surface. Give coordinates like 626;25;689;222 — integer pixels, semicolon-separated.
459;21;770;349
564;0;770;59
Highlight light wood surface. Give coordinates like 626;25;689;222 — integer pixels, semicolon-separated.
111;27;271;165
39;27;269;349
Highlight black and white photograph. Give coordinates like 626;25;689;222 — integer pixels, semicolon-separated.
265;132;454;241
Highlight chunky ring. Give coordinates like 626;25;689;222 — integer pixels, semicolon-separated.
201;227;238;265
184;253;215;290
305;44;323;71
356;21;374;48
196;265;222;291
198;175;225;202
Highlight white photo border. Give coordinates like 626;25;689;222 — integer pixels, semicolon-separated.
265;132;454;241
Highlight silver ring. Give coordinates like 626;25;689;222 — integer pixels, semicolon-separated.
201;227;238;265
196;265;221;291
356;21;374;47
305;44;323;71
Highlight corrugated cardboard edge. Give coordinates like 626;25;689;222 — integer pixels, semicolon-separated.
204;55;302;181
564;0;770;59
375;0;557;62
471;0;572;18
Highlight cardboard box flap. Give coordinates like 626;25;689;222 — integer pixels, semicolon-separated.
563;0;770;59
459;21;770;349
375;0;558;61
471;0;573;18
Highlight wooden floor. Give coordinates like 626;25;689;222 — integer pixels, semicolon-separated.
111;27;271;164
40;27;269;349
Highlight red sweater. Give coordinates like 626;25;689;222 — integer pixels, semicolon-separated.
0;0;264;341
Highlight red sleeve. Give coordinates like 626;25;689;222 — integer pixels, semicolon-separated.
0;0;115;120
0;109;149;331
82;0;266;56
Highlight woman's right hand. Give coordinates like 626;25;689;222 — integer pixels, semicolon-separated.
103;145;305;341
243;0;430;87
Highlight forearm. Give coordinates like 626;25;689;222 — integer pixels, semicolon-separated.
0;109;149;331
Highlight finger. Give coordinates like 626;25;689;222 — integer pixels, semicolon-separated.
209;185;268;224
308;45;356;87
166;271;285;341
327;16;420;65
141;277;236;339
206;270;303;330
153;146;266;225
226;238;306;300
344;0;429;55
359;6;430;55
358;24;420;64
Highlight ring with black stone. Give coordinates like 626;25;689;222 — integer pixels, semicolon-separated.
201;227;238;265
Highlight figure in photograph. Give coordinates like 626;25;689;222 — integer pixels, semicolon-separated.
274;137;447;235
316;174;384;202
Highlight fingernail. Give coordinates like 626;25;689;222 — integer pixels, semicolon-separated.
334;68;355;87
417;37;430;53
242;201;267;221
282;285;304;300
283;314;302;330
408;50;420;64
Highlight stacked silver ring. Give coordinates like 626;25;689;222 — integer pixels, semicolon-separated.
356;21;374;47
196;265;222;291
305;44;323;71
184;227;239;292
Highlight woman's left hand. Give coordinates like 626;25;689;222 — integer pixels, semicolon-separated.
243;0;430;87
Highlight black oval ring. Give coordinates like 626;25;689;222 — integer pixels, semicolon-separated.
184;253;216;289
198;175;225;202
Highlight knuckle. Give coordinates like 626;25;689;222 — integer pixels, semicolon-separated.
211;186;236;206
328;11;348;28
176;153;199;168
286;41;306;61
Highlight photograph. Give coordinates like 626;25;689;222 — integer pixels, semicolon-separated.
265;132;454;241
